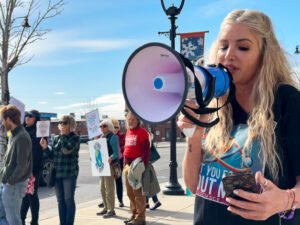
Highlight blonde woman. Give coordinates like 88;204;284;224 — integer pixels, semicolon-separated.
111;118;125;207
96;119;119;218
177;9;300;225
40;115;80;225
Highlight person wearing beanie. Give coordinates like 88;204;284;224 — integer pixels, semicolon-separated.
20;110;43;225
96;119;119;219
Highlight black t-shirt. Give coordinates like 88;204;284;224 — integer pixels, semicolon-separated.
193;85;300;225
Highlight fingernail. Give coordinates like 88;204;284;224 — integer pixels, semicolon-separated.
227;206;232;211
226;197;231;203
233;190;238;195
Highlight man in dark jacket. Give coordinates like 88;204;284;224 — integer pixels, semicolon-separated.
21;110;43;225
0;105;32;225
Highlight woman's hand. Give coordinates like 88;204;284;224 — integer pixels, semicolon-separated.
40;137;48;150
225;171;289;220
177;99;206;139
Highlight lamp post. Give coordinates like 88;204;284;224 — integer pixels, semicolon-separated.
159;0;185;195
295;45;300;54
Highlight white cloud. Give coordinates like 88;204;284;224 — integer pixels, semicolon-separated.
27;58;90;67
53;93;125;119
68;39;138;52
54;102;89;110
55;92;65;95
92;93;124;105
38;101;48;104
25;30;140;56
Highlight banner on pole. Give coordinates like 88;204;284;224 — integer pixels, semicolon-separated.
180;31;207;63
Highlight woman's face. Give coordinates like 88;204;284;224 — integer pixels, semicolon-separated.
25;115;36;127
58;119;71;135
217;23;261;89
100;124;109;134
113;124;119;134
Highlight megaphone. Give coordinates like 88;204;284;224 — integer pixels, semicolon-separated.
122;42;233;126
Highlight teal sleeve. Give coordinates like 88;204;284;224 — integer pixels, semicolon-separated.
109;135;119;161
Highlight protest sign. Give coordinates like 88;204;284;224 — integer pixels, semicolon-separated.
88;138;111;176
85;109;101;139
36;121;50;137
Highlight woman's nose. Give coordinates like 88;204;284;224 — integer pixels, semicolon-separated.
224;47;235;61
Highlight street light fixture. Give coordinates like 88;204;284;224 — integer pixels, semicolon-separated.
295;45;300;54
159;0;185;196
22;17;31;28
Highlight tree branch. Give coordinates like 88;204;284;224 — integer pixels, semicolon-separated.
0;0;65;105
13;0;64;60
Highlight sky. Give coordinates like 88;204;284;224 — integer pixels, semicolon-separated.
9;0;300;119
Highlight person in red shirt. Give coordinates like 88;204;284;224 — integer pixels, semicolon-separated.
123;111;150;225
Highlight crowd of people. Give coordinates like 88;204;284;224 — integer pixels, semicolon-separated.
0;106;161;225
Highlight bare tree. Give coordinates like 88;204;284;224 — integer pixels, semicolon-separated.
0;0;64;105
0;0;64;162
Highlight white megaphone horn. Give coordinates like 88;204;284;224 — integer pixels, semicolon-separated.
122;42;234;131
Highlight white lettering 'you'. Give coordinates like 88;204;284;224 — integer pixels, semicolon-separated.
125;135;137;146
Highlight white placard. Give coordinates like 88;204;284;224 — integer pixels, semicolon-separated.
36;121;50;137
85;109;101;139
9;97;25;124
88;138;111;176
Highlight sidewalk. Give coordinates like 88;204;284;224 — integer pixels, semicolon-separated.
39;179;195;225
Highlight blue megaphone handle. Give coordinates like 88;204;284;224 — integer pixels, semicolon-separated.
195;65;230;98
181;63;235;128
190;64;235;114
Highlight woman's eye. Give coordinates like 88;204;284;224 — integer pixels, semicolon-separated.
239;46;249;51
219;46;228;51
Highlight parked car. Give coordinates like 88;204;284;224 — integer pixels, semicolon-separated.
80;135;89;144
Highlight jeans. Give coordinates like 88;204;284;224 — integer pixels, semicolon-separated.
115;158;123;203
55;177;77;225
20;175;40;225
0;185;8;225
2;180;27;225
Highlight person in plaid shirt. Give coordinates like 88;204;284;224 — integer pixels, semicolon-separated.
40;115;80;225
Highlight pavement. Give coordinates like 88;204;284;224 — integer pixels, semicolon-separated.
38;178;195;225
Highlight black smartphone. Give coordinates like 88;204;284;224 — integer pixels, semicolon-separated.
221;171;257;201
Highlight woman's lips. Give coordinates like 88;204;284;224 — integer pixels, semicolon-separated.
224;64;238;74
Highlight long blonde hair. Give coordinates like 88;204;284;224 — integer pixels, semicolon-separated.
205;9;296;181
